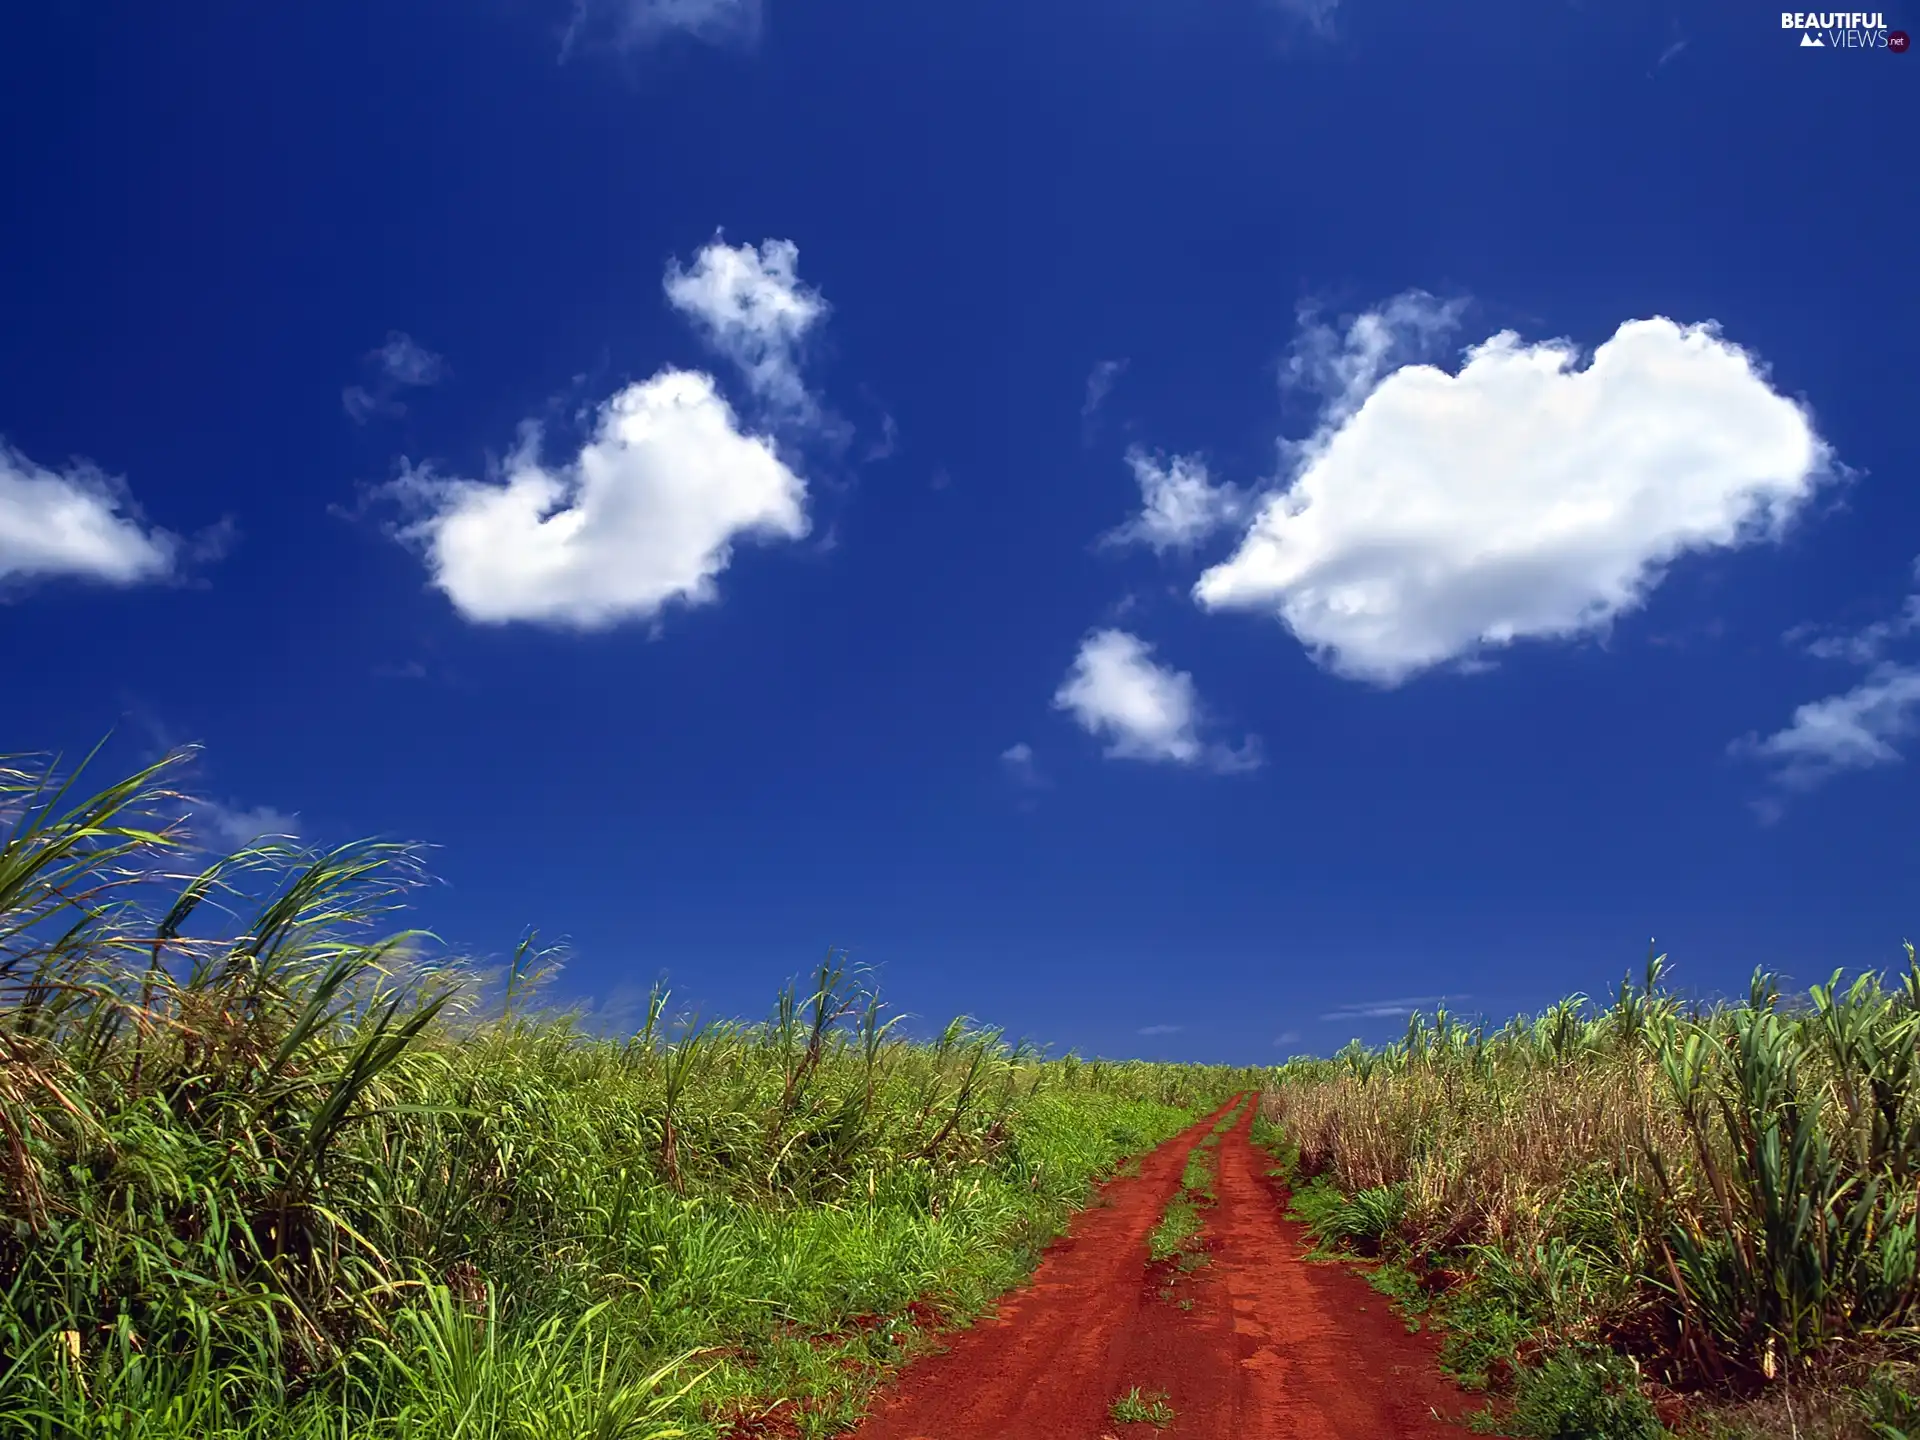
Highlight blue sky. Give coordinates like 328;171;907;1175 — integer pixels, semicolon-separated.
3;0;1916;1061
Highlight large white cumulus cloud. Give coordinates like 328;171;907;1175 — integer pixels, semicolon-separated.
1195;307;1831;685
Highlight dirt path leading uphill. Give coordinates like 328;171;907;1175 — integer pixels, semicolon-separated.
849;1096;1472;1440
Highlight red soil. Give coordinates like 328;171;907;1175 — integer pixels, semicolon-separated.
848;1096;1475;1440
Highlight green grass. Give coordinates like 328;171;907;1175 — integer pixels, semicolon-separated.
1147;1134;1220;1298
0;746;1263;1438
1109;1386;1176;1428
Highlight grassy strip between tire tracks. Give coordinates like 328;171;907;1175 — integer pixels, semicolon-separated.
0;748;1263;1439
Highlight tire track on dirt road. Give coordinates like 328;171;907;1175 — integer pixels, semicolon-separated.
849;1095;1472;1439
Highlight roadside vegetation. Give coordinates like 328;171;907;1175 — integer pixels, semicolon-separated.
0;747;1259;1439
1146;1098;1241;1306
1108;1385;1176;1429
1260;949;1920;1439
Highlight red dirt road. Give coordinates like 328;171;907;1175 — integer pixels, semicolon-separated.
849;1096;1472;1440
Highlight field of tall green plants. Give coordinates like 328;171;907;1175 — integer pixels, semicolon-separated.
1263;950;1920;1439
0;748;1256;1439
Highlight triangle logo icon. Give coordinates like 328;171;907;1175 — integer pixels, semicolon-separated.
1800;31;1825;44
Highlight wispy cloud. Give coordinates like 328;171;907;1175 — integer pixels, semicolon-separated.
193;798;302;850
1000;742;1048;789
1270;0;1339;36
1081;358;1128;443
1102;448;1247;555
343;331;448;424
1735;665;1920;805
664;236;828;422
1319;995;1462;1023
1138;1024;1183;1036
1737;558;1920;812
561;0;762;57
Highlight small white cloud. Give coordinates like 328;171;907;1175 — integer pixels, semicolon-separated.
391;368;807;628
664;237;826;419
1104;448;1246;554
1198;301;1831;686
1137;1024;1183;1036
196;799;301;849
1273;1030;1302;1047
1053;629;1259;771
1734;665;1920;793
0;441;175;587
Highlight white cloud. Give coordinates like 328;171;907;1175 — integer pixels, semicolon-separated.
1053;629;1258;771
1137;1024;1183;1036
1104;448;1247;554
196;799;302;850
665;238;826;419
1197;302;1830;686
393;368;807;628
1735;667;1920;792
1737;560;1920;804
0;441;175;587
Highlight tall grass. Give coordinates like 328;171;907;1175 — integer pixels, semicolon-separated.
1264;948;1920;1418
0;747;1257;1437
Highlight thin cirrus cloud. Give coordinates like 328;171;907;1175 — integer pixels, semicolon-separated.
194;798;302;850
385;237;822;631
0;440;176;588
1733;558;1920;806
1081;358;1127;443
999;742;1048;788
1192;293;1833;686
343;331;447;424
561;0;762;56
1053;629;1260;772
1320;996;1461;1023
